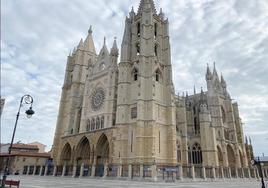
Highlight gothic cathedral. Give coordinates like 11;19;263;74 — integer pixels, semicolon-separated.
52;0;255;180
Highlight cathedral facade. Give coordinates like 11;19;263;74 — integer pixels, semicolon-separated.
51;0;256;180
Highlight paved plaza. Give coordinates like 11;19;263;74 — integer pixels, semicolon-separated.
3;175;267;188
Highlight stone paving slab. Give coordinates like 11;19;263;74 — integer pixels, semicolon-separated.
3;175;268;188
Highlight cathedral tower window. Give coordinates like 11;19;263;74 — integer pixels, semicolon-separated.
133;68;138;81
155;69;161;82
194;117;200;135
131;107;137;119
154;44;158;56
221;106;226;123
136;43;140;55
154;23;158;38
177;145;181;162
137;22;141;37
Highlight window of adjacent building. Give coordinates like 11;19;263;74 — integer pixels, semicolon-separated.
137;22;141;37
131;107;137;119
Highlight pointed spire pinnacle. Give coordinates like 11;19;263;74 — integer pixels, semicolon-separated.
159;8;164;19
78;38;83;47
99;36;109;57
103;37;106;45
194;85;196;95
88;25;93;35
110;37;119;56
245;136;248;145
200;87;206;105
249;137;252;145
138;0;157;15
213;62;218;77
221;73;227;87
206;63;212;80
84;25;96;53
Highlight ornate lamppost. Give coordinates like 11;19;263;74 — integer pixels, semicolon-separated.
251;157;266;188
1;95;35;188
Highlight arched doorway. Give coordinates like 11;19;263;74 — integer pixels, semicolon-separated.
227;145;236;178
239;150;244;167
60;143;72;176
217;146;223;166
227;145;236;167
95;134;109;177
76;137;91;176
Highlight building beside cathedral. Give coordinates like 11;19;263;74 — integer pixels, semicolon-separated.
51;0;258;180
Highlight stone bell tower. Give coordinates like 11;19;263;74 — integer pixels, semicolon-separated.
114;0;177;170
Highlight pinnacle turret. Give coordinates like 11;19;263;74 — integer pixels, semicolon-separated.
110;37;119;57
78;38;84;49
213;62;219;80
206;64;212;80
221;74;227;88
137;0;157;15
84;25;96;53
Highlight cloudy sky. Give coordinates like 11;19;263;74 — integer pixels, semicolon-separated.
1;0;268;155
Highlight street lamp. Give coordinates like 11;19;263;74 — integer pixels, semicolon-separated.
251;157;266;188
1;95;35;188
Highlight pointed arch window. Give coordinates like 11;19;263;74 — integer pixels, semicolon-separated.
136;43;140;55
221;106;226;123
194;117;200;135
137;22;141;37
96;117;100;129
91;119;95;131
86;119;91;132
154;23;158;38
192;143;202;164
133;68;138;81
101;116;104;129
154;44;158;56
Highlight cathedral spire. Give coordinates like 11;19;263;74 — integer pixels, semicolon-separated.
213;62;219;79
245;136;248;145
221;73;227;88
206;64;212;81
137;0;157;15
110;37;119;57
84;25;96;53
99;36;109;57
